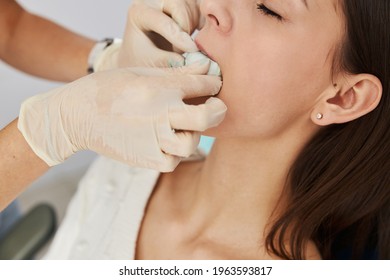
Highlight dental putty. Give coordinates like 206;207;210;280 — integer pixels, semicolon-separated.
183;52;222;77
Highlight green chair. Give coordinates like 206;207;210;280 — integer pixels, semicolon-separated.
0;204;56;259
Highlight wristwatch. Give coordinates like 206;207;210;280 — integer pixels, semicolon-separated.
87;38;118;74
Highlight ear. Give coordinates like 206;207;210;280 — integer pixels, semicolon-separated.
311;74;382;126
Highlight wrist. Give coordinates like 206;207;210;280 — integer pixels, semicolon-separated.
18;91;75;166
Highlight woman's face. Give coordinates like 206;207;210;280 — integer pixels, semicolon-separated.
196;0;344;139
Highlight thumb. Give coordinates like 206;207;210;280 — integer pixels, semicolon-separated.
169;97;227;132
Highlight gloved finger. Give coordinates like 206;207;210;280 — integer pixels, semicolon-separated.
176;73;222;99
118;140;180;172
170;97;227;131
163;0;200;34
149;47;186;68
117;34;186;68
198;14;206;29
126;64;222;99
155;153;182;172
145;66;222;99
195;0;206;29
137;7;198;53
160;130;201;158
128;61;210;77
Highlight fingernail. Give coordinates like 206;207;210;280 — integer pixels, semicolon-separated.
206;98;227;127
206;97;227;111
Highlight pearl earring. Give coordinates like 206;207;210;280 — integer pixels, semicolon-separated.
316;113;324;120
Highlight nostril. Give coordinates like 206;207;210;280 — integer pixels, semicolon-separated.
208;14;220;26
206;11;232;33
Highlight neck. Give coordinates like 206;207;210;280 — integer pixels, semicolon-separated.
197;138;298;217
181;132;314;244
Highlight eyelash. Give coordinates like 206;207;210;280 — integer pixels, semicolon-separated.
257;3;283;21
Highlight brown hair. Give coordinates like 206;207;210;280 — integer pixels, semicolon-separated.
266;0;390;259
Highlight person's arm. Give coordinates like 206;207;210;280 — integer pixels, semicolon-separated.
0;0;95;82
0;119;49;211
0;65;225;210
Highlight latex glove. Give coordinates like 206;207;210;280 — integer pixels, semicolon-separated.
94;0;201;72
18;63;226;172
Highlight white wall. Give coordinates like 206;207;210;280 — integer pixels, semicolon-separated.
0;0;132;192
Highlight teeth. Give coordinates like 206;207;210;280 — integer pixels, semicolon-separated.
183;52;222;77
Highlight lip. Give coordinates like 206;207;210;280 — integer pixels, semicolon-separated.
195;39;217;62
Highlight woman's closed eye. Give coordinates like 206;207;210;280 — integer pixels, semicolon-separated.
257;3;283;21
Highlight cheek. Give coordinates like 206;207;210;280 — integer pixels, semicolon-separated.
207;31;335;137
208;58;327;138
218;53;295;114
208;71;282;138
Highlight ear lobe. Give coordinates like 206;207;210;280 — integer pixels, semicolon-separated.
313;74;382;125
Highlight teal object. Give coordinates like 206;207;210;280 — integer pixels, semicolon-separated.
199;136;215;154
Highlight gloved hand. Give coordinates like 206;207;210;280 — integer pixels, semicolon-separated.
94;0;202;72
18;63;226;172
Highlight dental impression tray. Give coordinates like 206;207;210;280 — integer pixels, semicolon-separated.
183;52;222;77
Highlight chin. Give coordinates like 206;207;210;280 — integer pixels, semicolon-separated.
201;119;231;138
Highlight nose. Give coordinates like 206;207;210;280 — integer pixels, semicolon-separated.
200;0;233;34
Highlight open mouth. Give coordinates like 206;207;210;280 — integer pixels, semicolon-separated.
182;40;221;79
184;52;222;78
183;42;224;104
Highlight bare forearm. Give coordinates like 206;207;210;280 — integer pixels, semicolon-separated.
0;0;95;82
0;119;49;211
